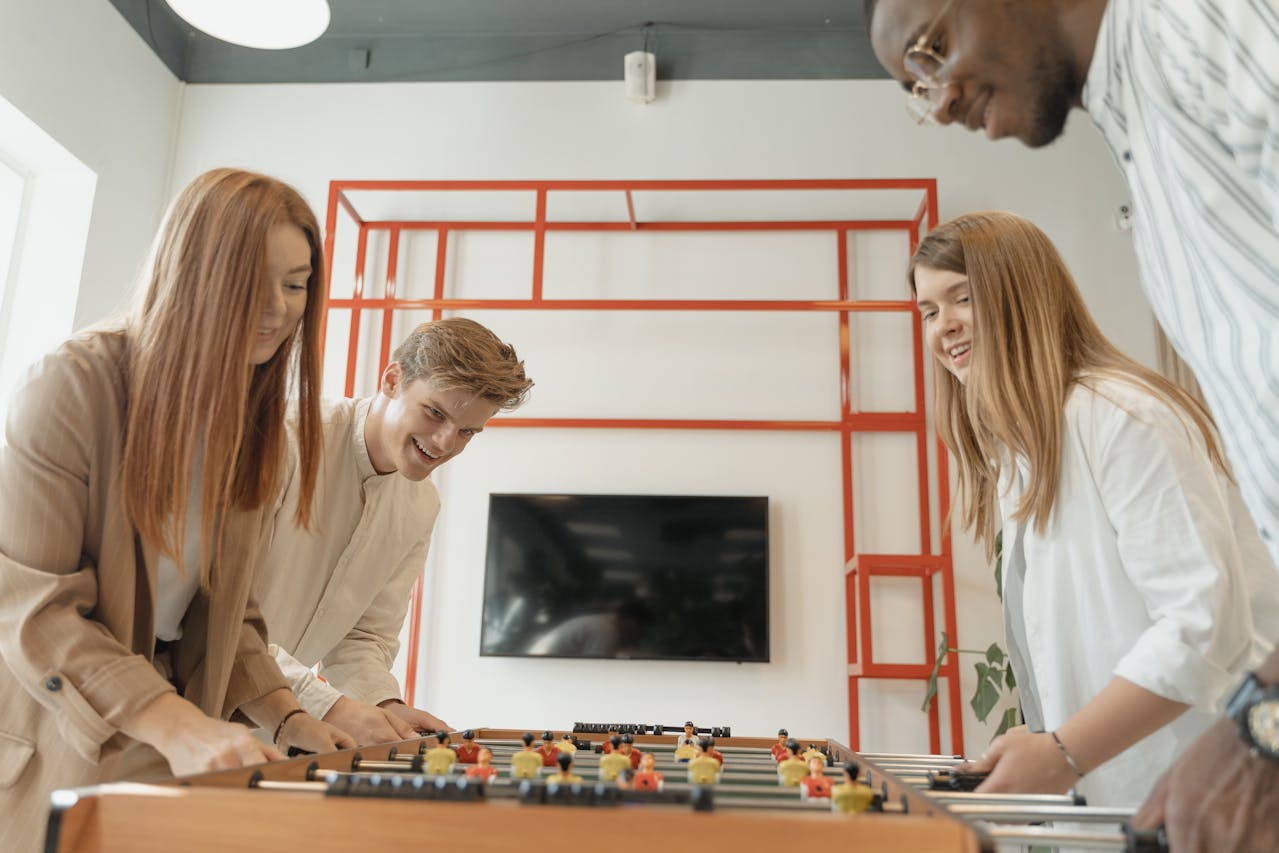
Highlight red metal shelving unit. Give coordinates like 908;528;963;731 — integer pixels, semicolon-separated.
321;178;962;754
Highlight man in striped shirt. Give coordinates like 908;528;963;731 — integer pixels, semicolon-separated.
866;0;1279;849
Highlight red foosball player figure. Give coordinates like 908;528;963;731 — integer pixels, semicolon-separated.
455;729;481;764
802;743;828;766
557;733;578;755
633;751;665;792
464;747;499;784
510;733;543;780
598;726;621;753
599;736;632;781
830;761;875;815
537;730;561;767
425;730;458;776
702;736;725;767
548;750;583;786
687;737;722;785
777;739;809;787
770;728;791;763
799;756;833;800
618;733;644;770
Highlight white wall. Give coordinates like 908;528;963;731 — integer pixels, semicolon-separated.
163;79;1147;756
0;0;181;330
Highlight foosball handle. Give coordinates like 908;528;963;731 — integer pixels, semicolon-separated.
926;769;987;791
1122;824;1169;853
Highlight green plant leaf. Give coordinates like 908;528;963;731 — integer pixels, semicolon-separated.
920;631;950;713
974;661;990;683
994;529;1004;604
970;672;1001;722
1005;663;1017;689
995;707;1019;737
985;643;1005;665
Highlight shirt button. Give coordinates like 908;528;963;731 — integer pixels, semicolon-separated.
45;676;63;692
1122;151;1132;162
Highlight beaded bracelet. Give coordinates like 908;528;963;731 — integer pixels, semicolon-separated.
1050;730;1085;778
273;708;307;747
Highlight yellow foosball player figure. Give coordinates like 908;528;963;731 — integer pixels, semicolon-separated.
557;733;578;755
548;751;583;786
777;739;809;787
675;721;697;748
425;730;458;775
802;743;827;766
600;736;632;781
799;757;833;800
464;748;499;784
633;752;665;792
687;737;722;785
510;733;544;779
455;729;481;764
831;761;875;815
770;729;791;763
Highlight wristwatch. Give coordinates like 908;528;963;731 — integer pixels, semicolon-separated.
1225;671;1279;762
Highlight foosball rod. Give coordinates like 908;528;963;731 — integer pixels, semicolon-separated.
982;824;1168;852
949;803;1133;823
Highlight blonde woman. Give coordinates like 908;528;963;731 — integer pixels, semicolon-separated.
910;211;1279;807
0;169;354;852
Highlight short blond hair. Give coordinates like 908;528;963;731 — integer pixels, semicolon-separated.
391;317;532;411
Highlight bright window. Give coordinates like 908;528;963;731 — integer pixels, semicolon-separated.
0;95;96;428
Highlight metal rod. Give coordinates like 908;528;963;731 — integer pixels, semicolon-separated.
948;804;1132;823
982;825;1129;850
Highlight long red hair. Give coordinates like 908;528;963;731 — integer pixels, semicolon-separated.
121;168;325;588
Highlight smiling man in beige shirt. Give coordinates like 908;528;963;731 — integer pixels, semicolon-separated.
255;318;533;744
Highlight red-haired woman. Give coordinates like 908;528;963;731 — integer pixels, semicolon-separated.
0;168;354;852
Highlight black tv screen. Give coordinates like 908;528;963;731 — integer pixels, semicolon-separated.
480;494;769;662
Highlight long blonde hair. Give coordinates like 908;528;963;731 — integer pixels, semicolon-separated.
909;211;1227;558
121;168;325;589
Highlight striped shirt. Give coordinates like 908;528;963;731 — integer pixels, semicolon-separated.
1083;0;1279;570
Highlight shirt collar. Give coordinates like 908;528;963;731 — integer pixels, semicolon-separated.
1081;0;1127;122
352;396;382;483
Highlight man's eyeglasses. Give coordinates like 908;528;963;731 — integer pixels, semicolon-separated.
904;0;958;124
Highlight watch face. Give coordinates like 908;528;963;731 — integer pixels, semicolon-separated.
1248;701;1279;755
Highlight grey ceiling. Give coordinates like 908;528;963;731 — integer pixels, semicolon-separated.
108;0;887;84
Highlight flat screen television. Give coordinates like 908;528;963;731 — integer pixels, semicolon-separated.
480;493;769;663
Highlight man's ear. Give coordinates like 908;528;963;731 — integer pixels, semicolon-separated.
381;362;403;397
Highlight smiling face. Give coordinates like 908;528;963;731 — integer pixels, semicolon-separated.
913;264;974;384
250;222;311;365
869;0;1081;147
365;367;501;480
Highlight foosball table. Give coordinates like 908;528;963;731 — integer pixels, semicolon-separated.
45;725;1165;852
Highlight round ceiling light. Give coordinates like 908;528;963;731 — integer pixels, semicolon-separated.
163;0;331;50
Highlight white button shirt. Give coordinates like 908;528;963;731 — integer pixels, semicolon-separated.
1001;378;1279;807
256;397;441;718
1084;0;1279;566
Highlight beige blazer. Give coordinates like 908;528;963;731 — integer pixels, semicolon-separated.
0;327;288;853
